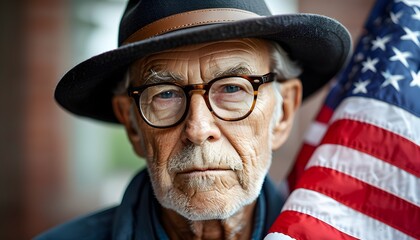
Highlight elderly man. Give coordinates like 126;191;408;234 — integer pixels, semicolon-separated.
36;0;351;239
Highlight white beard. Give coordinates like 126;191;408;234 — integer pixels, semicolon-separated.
147;142;271;220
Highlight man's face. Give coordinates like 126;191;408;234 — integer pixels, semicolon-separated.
130;39;282;220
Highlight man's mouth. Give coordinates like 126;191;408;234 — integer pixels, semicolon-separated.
178;167;232;175
173;166;240;191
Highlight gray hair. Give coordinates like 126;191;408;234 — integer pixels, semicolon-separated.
267;41;302;128
269;42;302;80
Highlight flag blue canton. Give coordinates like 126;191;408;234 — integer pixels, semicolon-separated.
325;0;420;117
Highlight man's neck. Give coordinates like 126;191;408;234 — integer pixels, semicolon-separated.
160;202;257;240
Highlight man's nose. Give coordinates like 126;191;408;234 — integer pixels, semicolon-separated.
182;94;221;145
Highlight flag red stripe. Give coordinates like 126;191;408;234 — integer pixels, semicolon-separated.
282;188;413;239
322;119;420;177
268;210;358;240
306;144;420;206
287;143;316;191
316;105;334;123
297;166;420;238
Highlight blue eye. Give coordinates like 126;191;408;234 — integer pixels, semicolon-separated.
158;91;175;99
224;85;241;93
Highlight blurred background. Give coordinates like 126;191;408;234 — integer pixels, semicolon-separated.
0;0;374;239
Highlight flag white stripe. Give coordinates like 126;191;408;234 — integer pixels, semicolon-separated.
264;233;296;240
330;96;420;145
303;121;328;146
282;189;414;240
305;144;420;207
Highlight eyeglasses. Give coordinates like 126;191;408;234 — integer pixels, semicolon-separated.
127;72;281;128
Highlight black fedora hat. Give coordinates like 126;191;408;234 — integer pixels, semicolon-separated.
55;0;351;123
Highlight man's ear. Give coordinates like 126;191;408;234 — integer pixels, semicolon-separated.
271;78;302;150
112;95;146;157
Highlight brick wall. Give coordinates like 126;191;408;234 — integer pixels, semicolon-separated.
0;0;71;238
21;0;71;237
0;1;25;239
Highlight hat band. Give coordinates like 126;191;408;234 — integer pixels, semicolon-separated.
123;8;261;44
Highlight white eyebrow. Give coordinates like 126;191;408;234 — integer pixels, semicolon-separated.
141;64;254;85
143;69;184;84
213;64;254;78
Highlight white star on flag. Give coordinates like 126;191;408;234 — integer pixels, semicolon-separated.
401;26;420;46
361;57;379;72
390;10;403;24
390;47;412;67
353;80;371;94
381;70;404;91
410;70;420;87
371;35;391;51
413;7;420;20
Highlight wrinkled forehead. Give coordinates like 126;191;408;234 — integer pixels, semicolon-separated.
129;38;272;83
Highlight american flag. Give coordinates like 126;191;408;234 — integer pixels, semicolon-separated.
266;0;420;239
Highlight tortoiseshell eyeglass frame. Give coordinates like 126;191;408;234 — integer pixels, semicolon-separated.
128;72;285;128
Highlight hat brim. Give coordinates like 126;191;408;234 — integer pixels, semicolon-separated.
55;13;351;123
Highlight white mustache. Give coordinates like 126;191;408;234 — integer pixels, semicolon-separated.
168;143;243;173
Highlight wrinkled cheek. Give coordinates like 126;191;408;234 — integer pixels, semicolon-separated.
140;123;173;151
247;122;273;173
228;115;271;145
148;158;174;196
235;139;272;192
218;133;252;183
145;142;174;192
143;131;177;167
